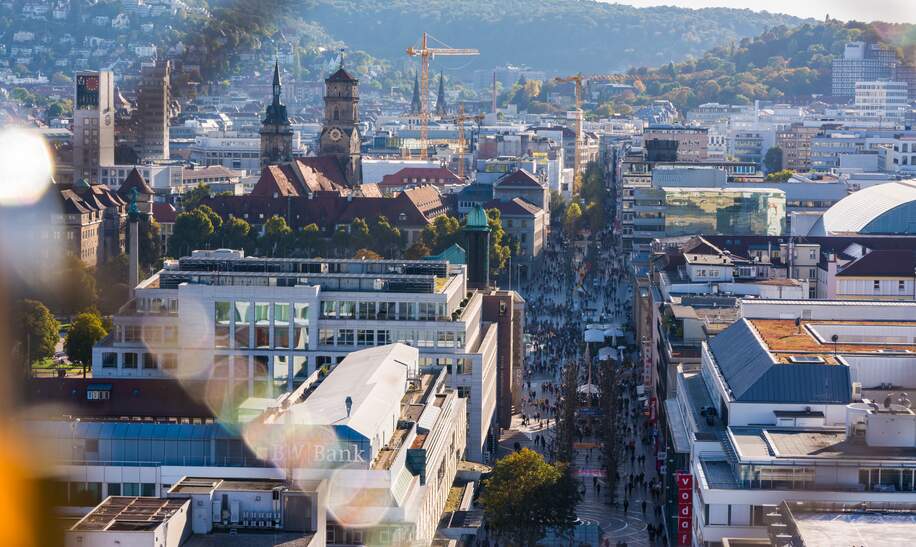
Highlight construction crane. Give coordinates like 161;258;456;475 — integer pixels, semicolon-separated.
445;104;485;181
407;32;479;160
554;74;585;194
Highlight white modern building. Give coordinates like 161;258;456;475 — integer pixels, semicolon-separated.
91;250;497;462
855;80;909;121
45;344;466;546
663;299;916;546
189;132;306;175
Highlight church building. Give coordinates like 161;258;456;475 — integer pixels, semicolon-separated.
259;61;293;169
318;64;362;186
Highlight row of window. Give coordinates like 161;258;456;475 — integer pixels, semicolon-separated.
317;328;465;349
116;325;179;345
101;351;177;370
57;481;156;507
319;300;449;322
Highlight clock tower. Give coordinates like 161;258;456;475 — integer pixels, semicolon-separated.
259;60;293;169
319;61;362;186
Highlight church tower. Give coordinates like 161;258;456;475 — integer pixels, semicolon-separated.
259;61;293;169
318;59;362;186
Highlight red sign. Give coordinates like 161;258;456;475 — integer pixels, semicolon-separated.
676;473;693;491
676;473;693;546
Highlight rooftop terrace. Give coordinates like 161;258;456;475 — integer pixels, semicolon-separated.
750;319;916;363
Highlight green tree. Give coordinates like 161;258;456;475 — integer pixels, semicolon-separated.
421;215;462;253
65;311;108;369
764;146;784;174
353;248;383;260
261;215;294;256
54;255;97;316
180;183;211;211
480;448;580;545
370;215;402;258
214;215;252;251
349;218;371;252
486;209;511;277
132;216;162;274
169;208;215;257
14;299;60;367
564;202;582;234
297;223;322;257
765;169;795;182
405;241;431;259
549;190;567;226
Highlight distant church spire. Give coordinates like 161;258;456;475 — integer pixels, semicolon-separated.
435;71;447;116
410;71;421;115
272;58;282;106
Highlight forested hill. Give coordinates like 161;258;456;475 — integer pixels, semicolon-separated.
627;20;916;109
297;0;807;72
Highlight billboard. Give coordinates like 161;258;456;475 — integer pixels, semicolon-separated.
676;472;693;546
76;73;100;110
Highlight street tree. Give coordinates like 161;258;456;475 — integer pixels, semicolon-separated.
764;146;784;174
168;208;215;257
180;183;211;211
54;255;97;316
14;299;59;367
214;215;252;251
297;223;322;257
480;448;580;545
65;311;108;371
261;215;294;256
370;215;402;258
564;202;582;234
486;208;512;277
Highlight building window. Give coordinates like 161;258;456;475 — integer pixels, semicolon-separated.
142;353;157;369
234;301;251;348
319;328;335;346
294;303;309;350
376;330;390;345
161;353;177;371
900;280;907;293
254;302;270;348
874;280;881;291
274;303;290;348
102;352;117;368
357;329;374;346
337;329;354;346
123;353;138;369
215;301;231;348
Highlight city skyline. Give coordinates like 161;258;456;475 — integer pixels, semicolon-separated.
613;0;916;24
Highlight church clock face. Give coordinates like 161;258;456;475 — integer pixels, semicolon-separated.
329;127;343;142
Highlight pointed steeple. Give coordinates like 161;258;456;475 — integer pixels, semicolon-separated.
435;71;447;116
272;58;282;105
410;71;421;115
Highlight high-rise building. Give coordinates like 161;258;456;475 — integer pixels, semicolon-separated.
136;60;171;161
831;42;897;98
73;70;115;182
259;61;294;169
854;80;909;121
775;123;823;172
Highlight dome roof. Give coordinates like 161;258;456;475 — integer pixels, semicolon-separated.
809;180;916;236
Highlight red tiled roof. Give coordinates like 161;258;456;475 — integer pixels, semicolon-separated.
250;158;347;198
380;167;461;188
484;197;543;217
117;167;154;197
152;202;177;223
495;169;545;188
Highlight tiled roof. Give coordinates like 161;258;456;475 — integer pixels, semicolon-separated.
495;169;545;188
380;167;462;188
250;158;347;197
116;167;154;197
483;197;542;217
327;67;357;82
152;202;177;223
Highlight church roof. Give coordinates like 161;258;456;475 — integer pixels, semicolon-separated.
465;206;490;231
117;168;154;198
250;158;348;198
327;67;357;83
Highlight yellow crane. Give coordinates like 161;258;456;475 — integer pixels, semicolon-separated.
407;32;479;160
554;74;585;194
446;104;485;181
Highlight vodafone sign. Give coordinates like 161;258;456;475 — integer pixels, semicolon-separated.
676;472;693;546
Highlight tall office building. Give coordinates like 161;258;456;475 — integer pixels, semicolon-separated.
854;80;909;121
136;60;171;161
831;42;897;98
73;70;115;182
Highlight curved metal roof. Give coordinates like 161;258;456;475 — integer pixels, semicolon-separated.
811;180;916;235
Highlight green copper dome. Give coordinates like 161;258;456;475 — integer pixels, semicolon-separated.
465;206;490;232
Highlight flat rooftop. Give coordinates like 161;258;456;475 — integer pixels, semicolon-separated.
72;497;187;532
792;509;916;547
729;427;916;461
750;319;916;364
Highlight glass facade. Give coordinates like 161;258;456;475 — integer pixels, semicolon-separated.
663;188;786;236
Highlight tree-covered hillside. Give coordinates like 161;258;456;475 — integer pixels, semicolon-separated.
294;0;806;72
623;20;916;109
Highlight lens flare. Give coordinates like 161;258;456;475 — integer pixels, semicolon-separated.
0;127;53;206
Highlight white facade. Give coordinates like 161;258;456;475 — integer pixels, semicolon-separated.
100;164;183;191
92;251;498;462
855;81;909;121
